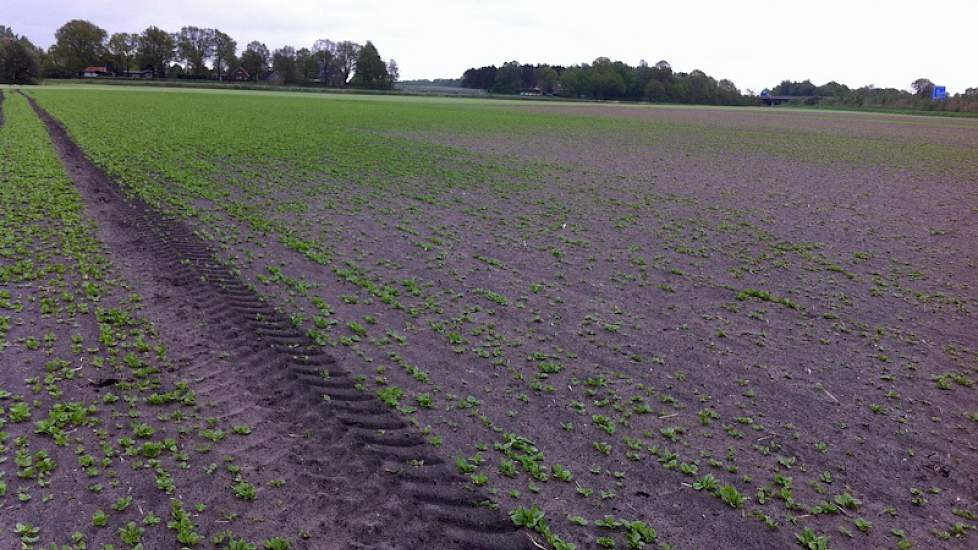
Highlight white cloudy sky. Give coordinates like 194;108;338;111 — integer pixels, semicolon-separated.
3;0;975;92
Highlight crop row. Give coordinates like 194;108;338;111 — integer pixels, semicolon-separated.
0;91;295;549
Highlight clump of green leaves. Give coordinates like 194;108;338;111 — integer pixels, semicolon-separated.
795;527;829;549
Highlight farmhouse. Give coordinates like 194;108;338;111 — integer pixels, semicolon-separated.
225;66;251;81
80;66;113;78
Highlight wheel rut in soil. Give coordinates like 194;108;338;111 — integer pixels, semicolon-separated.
26;93;532;550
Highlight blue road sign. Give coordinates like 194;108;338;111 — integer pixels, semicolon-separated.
932;86;947;100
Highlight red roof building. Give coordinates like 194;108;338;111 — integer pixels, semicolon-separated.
81;66;113;78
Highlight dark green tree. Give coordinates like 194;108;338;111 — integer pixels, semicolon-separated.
296;47;318;82
535;66;558;94
136;26;176;78
644;79;667;101
558;66;589;98
492;61;522;94
212;30;237;80
240;41;269;81
335;40;361;85
717;79;741;104
107;32;138;73
911;77;934;98
687;70;717;103
589;58;626;99
271;46;298;84
667;79;692;103
350;41;390;89
815;81;849;98
49;20;107;76
0;27;41;84
461;66;497;89
176;26;215;76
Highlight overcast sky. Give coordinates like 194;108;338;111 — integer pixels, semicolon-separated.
3;1;975;93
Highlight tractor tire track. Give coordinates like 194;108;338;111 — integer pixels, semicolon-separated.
27;93;532;550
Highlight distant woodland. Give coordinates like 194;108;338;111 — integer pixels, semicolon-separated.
460;60;978;112
765;78;978;113
461;60;749;105
0;20;398;89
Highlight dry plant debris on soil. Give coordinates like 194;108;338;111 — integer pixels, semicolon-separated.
1;85;976;549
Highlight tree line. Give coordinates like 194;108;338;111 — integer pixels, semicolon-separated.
767;78;978;113
461;59;749;105
461;59;978;113
0;20;399;89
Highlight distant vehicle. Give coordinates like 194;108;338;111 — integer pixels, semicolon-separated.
519;88;543;96
121;70;154;79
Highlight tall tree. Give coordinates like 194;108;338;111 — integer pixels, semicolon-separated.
240;41;269;81
349;41;388;89
687;70;717;103
177;26;215;77
644;79;667;101
295;47;317;82
312;39;336;85
212;30;236;80
107;32;138;73
492;61;522;94
717;79;741;103
534;66;558;94
335;40;361;85
50;19;107;76
386;59;399;85
271;46;298;84
911;77;934;97
558;66;589;97
137;26;176;78
667;79;692;103
590;69;626;99
0;27;41;84
461;66;497;89
815;81;850;98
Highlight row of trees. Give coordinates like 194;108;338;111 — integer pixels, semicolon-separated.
0;26;42;84
462;60;978;112
462;59;749;105
767;78;978;113
0;20;398;89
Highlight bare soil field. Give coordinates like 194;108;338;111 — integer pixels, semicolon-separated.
3;86;977;549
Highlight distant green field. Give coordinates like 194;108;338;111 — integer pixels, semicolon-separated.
27;86;978;188
806;103;978;119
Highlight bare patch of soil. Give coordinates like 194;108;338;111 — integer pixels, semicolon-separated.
16;96;530;549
